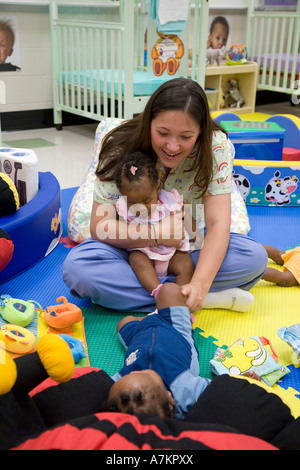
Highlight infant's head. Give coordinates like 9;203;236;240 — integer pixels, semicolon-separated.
115;151;161;216
104;369;175;419
208;16;229;50
0;20;15;65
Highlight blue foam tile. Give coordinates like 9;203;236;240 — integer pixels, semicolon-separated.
247;205;300;250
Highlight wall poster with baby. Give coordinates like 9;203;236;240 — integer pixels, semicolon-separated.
0;16;21;72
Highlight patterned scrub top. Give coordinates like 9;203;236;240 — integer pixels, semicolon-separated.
94;129;235;222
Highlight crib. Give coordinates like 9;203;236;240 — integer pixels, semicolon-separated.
49;0;209;129
246;0;300;99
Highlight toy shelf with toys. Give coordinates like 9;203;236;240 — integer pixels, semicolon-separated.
204;61;258;115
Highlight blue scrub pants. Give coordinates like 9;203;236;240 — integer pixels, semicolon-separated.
62;232;268;313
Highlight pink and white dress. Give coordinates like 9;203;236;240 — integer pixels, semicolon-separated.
116;188;190;278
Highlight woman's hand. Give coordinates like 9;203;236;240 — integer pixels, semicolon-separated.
180;282;206;313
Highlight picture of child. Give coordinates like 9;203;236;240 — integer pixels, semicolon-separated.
207;16;229;50
0;18;21;72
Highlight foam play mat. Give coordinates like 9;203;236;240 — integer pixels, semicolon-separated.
0;186;299;418
193;276;300;417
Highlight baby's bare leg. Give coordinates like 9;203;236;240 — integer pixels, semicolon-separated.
156;283;186;310
262;267;298;287
117;315;146;332
168;251;194;286
263;245;285;265
129;250;159;293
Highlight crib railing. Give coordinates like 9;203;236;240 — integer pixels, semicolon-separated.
50;1;133;125
49;0;209;127
246;2;300;96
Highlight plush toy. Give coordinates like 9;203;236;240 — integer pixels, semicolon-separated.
0;324;36;355
0;228;14;272
225;79;245;108
44;296;83;336
0;294;36;327
206;46;226;66
0;172;19;216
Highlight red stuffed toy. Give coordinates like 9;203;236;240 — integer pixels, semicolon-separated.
0;228;14;271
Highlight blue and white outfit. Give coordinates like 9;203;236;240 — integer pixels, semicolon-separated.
111;305;211;420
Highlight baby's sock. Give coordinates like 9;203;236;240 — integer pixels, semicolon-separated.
203;288;254;313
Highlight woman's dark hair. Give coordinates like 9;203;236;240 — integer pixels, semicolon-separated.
114;151;159;193
96;78;227;197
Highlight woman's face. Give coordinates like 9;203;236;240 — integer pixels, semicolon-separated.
150;110;200;170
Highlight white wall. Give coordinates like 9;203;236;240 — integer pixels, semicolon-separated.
0;7;52;113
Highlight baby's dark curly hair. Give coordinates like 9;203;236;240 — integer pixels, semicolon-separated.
101;386;174;419
114;151;159;193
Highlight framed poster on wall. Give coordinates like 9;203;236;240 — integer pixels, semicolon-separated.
0;15;21;72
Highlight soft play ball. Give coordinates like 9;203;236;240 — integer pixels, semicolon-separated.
0;172;19;216
0;229;14;272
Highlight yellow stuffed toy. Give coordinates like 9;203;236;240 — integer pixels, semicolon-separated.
0;172;19;216
36;334;75;383
0;348;17;395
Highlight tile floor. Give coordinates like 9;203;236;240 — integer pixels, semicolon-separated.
1;123;98;190
1;95;300;190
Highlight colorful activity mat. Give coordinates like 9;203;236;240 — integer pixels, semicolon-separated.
0;187;299;417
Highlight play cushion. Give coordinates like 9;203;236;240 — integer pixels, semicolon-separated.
67;118;251;244
14;411;277;450
19;366;300;450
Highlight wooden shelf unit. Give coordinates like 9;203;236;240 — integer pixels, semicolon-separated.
204;61;258;115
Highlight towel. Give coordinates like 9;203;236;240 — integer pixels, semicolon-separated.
278;324;300;358
150;0;188;34
158;0;189;25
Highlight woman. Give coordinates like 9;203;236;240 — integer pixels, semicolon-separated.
63;78;267;313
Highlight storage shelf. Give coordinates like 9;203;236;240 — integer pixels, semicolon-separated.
204;61;258;115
